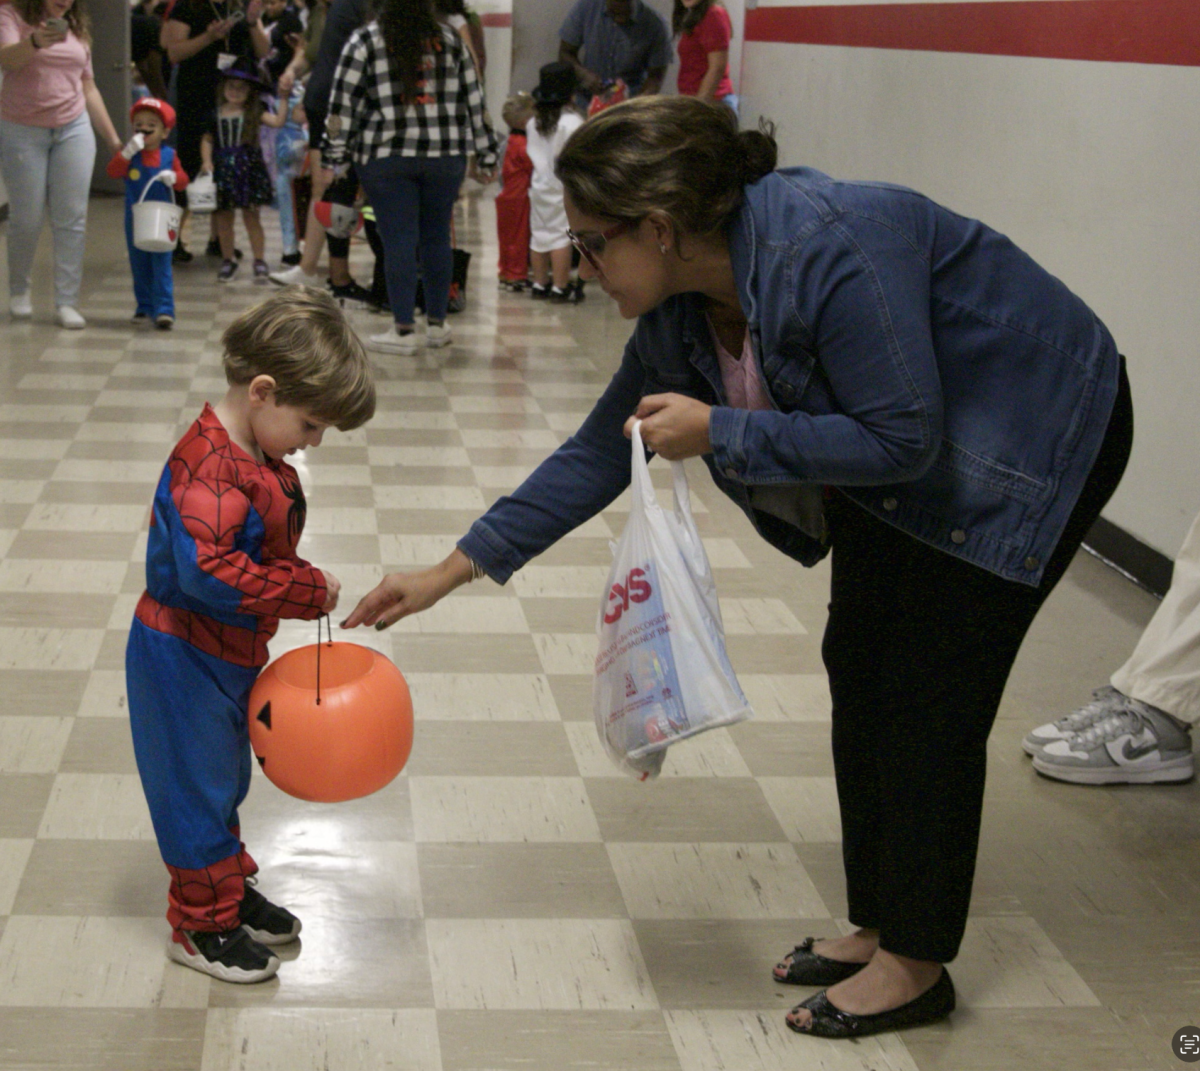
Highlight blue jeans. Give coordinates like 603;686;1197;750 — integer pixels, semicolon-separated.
357;154;467;326
0;111;96;307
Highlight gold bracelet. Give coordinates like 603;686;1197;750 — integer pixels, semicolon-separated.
467;555;485;582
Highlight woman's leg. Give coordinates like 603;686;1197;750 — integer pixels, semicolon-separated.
242;208;266;261
0;119;51;300
790;362;1132;1026
46;112;96;309
415;155;468;323
358;156;422;330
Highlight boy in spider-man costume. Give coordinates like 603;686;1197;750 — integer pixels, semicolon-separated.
126;287;376;983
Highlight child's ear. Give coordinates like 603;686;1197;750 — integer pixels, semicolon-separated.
247;374;277;407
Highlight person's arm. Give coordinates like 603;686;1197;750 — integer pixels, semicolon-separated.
457;39;498;173
693;50;727;102
136;49;170;99
200;131;215;172
259;104;286;128
558;39;600;95
275;39;309;98
82;77;122;154
171;154;190;188
162;15;236;64
246;0;270;58
171;477;329;620
320;30;367;171
0;18;68;73
637;66;665;96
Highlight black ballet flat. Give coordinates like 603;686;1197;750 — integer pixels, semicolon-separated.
773;936;870;986
785;967;955;1038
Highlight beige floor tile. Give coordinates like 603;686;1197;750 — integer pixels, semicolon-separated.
719;598;808;635
512;565;610;598
419;842;627;919
368;445;473;468
0;437;71;459
701;539;754;568
531;632;597;675
739;674;832;721
13;839;166;917
0;1008;207;1071
59;717;138;774
590;778;789;844
75;668;128;718
0;404;91;423
952;917;1100;1008
0;626;105;670
472;464;543;488
437;1009;683;1071
385;595;530;634
407;722;578;777
73;420;177;442
0;478;44;503
0;773;54;836
427;918;657;1010
0;916;209;1007
209;917;434;1010
729;722;836;777
405;672;560;721
0;716;73;773
294;507;379;535
7;529;138;561
607;843;830;920
20;502;148;532
239;773;413;844
564;722;753;779
381;533;469;565
410;776;602;842
758;777;843;843
37;772;154;840
200;1007;442;1071
666;1009;919;1071
374;485;487;511
390;633;545;674
0;838;34;913
634;919;812;1010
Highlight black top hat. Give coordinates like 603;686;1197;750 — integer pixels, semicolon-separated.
532;61;577;105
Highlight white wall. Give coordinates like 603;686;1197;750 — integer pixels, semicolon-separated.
739;39;1200;559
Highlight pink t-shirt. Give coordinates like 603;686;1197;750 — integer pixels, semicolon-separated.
676;4;733;100
0;4;93;128
707;316;772;412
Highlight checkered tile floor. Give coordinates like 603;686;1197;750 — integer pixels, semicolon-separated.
1;191;1197;1070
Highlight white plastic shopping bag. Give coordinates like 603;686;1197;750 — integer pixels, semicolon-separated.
593;421;754;779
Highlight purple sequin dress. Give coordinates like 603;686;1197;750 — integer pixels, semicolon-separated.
213;111;275;210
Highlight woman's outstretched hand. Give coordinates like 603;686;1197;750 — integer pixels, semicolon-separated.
340;548;474;631
624;393;712;460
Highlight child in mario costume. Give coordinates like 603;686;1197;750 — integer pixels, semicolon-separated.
106;99;188;329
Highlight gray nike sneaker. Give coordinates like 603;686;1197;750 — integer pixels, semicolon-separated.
1032;699;1194;784
1021;685;1128;756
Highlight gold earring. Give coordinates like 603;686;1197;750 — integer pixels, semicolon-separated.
659;243;667;254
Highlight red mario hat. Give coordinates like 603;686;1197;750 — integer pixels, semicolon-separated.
130;98;176;131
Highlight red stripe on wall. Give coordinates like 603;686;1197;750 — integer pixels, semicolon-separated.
744;1;1200;66
480;12;513;28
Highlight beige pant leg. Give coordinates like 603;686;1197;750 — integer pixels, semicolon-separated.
1111;510;1200;725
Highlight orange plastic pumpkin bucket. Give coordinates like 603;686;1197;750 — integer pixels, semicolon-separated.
248;642;413;802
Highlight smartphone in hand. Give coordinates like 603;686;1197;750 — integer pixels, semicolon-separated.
44;16;69;32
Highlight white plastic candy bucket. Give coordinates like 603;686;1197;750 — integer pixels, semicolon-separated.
188;171;217;214
132;182;183;253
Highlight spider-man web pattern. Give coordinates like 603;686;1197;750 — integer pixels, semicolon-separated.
135;403;327;667
166;836;258;936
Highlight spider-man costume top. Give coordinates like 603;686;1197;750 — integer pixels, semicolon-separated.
134;403;328;666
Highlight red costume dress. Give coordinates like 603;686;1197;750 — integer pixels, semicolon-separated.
495;130;532;284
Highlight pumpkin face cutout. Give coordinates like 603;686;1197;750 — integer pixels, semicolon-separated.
249;642;413;802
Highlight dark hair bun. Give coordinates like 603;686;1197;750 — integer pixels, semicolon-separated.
738;120;778;185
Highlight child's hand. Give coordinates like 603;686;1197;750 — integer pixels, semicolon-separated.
321;571;341;613
121;133;145;160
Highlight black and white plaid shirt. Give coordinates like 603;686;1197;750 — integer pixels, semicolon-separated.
322;22;499;171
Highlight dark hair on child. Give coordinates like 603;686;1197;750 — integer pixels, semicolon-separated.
672;0;718;36
556;95;777;240
535;100;565;138
378;0;441;103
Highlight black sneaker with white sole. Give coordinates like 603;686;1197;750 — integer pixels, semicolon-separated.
168;926;280;983
240;883;302;945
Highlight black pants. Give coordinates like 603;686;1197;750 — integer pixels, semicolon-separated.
822;360;1132;963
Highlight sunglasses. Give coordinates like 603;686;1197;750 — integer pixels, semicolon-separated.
567;221;633;270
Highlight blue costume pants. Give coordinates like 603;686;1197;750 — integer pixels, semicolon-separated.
124;215;175;319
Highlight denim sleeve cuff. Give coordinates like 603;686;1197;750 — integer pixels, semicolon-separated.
457;522;521;586
707;405;751;482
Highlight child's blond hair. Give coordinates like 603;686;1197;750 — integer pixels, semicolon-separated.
222;287;376;431
501;91;534;132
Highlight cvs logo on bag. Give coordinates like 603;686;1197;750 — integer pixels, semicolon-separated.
604;566;652;624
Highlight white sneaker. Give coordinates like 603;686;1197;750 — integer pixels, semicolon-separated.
426;321;453;348
267;264;322;288
54;306;86;330
10;293;32;319
1021;685;1127;756
368;326;419;355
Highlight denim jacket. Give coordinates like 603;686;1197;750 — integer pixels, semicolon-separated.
460;168;1121;587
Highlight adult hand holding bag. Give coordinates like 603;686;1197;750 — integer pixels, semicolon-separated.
593;420;754;780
